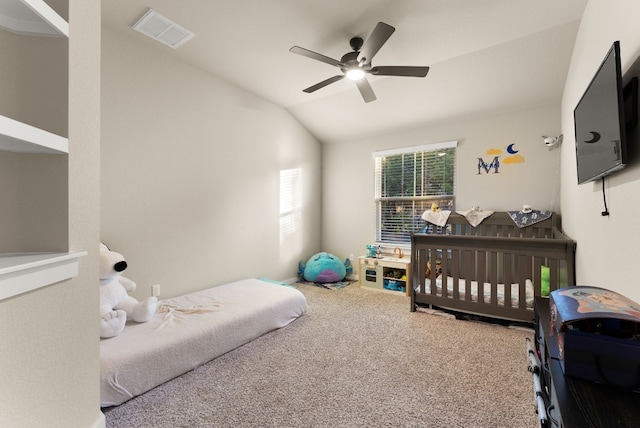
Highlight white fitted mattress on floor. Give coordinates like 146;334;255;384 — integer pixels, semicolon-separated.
100;278;307;407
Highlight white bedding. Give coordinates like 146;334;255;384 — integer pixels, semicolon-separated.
100;278;307;407
418;276;534;309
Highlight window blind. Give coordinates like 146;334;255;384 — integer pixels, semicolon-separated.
279;168;301;244
374;141;457;245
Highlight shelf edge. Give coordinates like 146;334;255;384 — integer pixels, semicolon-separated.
0;251;87;301
0;114;68;154
0;0;69;37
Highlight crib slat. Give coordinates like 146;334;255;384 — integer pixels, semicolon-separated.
548;258;559;292
429;248;438;295
419;248;427;294
440;250;448;298
490;251;498;305
477;250;486;305
504;253;513;307
463;249;473;301
452;249;460;300
533;257;543;298
518;254;528;309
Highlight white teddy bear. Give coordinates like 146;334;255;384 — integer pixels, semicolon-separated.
99;243;158;338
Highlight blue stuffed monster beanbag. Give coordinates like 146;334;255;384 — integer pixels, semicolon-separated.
298;252;352;283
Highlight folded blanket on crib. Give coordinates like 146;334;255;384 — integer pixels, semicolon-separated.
419;276;534;308
456;208;495;227
508;210;552;228
421;210;451;227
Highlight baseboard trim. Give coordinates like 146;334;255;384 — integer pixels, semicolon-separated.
92;412;106;428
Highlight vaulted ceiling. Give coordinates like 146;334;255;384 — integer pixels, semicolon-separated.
102;0;588;144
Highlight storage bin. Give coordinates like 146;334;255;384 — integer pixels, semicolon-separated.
550;286;640;389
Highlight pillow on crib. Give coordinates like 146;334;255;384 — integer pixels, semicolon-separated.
541;266;550;297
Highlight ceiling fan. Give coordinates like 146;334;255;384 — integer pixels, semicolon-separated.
289;22;429;103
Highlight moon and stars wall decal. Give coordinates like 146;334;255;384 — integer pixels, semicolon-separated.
477;144;525;174
503;154;525;164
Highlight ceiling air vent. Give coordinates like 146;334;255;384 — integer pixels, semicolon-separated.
132;9;195;49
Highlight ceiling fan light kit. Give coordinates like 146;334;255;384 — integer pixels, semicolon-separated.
290;22;429;102
346;68;365;80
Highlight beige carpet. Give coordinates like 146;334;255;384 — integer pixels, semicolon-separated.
104;283;538;427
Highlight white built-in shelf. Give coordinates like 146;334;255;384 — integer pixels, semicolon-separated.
0;0;68;37
0;252;86;301
0;0;68;154
0;114;68;154
0;2;79;302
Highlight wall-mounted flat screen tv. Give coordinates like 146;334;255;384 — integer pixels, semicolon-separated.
574;41;628;185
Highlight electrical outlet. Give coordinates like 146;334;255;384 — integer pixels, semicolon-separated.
151;284;161;297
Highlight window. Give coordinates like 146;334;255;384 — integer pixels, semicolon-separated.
374;141;457;245
279;168;302;245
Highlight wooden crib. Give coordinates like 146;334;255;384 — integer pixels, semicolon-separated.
410;212;576;323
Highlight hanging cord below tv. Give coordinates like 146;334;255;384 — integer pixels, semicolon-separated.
601;177;610;216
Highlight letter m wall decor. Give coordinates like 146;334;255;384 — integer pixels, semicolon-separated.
477;156;500;174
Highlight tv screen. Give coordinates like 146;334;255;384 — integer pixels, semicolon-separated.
574;41;627;185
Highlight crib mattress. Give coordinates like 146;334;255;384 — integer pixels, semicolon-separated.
418;276;534;309
100;278;307;407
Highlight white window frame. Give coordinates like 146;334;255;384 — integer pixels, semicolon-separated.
373;141;457;246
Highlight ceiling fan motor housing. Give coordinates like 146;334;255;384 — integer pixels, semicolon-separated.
349;36;364;52
340;51;369;73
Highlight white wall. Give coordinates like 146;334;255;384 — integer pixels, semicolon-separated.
323;104;562;259
0;1;103;427
560;0;640;303
101;28;322;299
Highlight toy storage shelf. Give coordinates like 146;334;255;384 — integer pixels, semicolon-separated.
358;256;410;295
0;1;82;301
0;252;87;301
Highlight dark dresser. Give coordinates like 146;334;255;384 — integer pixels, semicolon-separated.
532;297;640;427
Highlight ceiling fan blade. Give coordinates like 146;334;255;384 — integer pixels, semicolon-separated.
370;66;430;77
355;77;376;103
357;22;395;65
302;75;345;93
290;46;342;68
